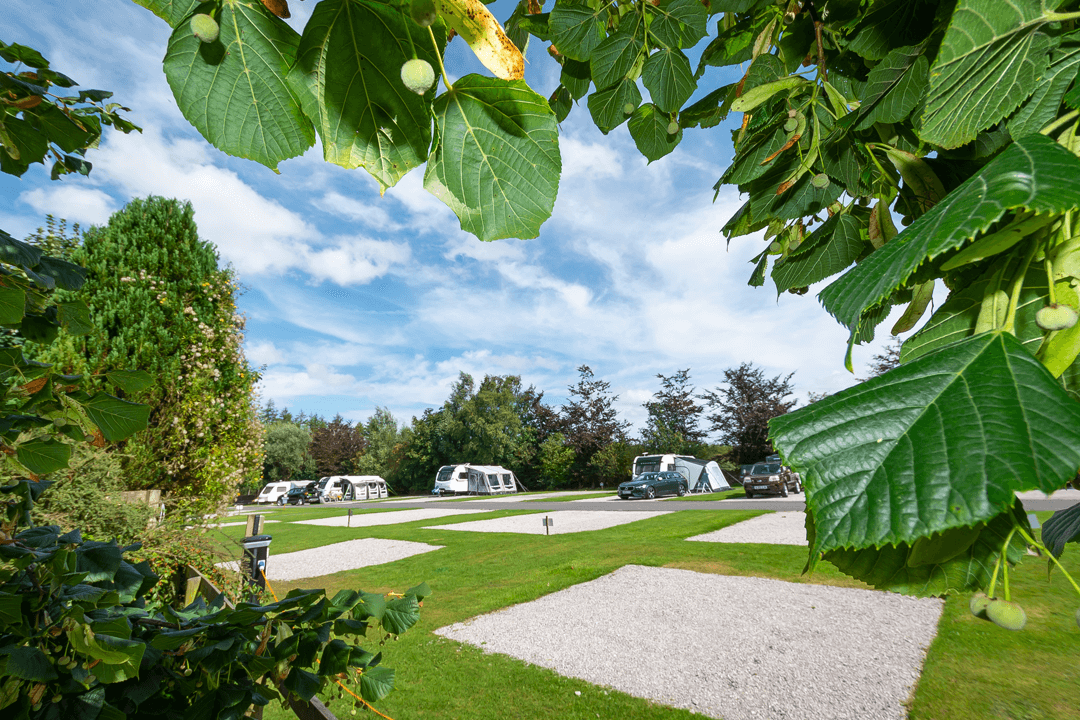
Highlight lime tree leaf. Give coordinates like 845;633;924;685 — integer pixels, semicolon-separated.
56;300;92;336
719;120;790;186
651;0;708;49
288;0;442;190
771;332;1080;559
590;31;643;91
549;2;606;62
0;286;24;325
846;0;943;61
1041;501;1080;557
771;213;866;294
697;13;770;71
105;370;154;394
163;0;315;170
131;0;200;26
359;665;395;703
679;83;736;129
6;647;57;682
561;60;591;100
819;133;1080;332
425;76;560;242
16;438;71;476
919;0;1056;149
641;49;696;113
587;78;641;133
380;595;420;634
853;45;929;130
627;104;681;162
77;394;151;441
1008;43;1080;138
820;503;1031;595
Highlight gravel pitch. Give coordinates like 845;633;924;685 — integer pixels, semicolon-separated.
423;509;670;535
220;538;442;581
435;565;943;720
688;512;809;546
295;508;486;527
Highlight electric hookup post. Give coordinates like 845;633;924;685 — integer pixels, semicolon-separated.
543;516;553;536
240;534;272;591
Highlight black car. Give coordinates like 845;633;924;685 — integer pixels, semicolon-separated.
281;484;322;505
618;471;687;500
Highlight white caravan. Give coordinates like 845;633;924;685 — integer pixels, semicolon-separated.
255;481;306;504
433;464;518;495
630;454;733;493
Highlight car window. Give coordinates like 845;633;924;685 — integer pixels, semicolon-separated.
751;464;782;474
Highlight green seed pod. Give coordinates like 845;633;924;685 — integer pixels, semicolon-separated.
810;173;830;189
1036;303;1079;331
666;120;679;135
622;102;636;115
986;599;1027;631
400;58;436;95
784;117;798;132
189;13;220;43
410;0;437;27
968;592;990;619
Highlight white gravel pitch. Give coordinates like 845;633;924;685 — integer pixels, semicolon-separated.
295;508;487;527
436;565;943;720
259;538;442;581
423;510;670;535
688;512;809;546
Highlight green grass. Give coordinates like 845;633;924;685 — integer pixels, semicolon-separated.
213;507;1080;720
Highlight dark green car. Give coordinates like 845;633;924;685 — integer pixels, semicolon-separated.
618;471;687;500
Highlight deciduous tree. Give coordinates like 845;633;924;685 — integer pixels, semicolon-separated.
701;363;796;467
309;413;366;476
640;369;707;454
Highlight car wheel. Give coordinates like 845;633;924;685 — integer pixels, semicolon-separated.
677;485;686;497
276;497;285;506
646;486;656;500
298;497;305;505
781;484;789;498
794;480;802;493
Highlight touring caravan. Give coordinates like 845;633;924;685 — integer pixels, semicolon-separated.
630;454;732;493
255;481;306;505
433;464;518;495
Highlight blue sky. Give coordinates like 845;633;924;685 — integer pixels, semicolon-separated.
3;0;901;434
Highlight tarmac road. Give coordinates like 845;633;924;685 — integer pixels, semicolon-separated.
323;487;1080;513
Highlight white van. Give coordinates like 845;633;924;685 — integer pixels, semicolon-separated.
255;481;304;505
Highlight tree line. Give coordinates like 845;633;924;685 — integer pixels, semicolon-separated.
257;363;802;495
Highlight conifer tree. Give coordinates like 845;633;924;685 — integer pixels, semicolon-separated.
39;197;262;509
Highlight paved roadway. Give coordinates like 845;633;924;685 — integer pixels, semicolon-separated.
322;488;1080;513
319;487;1080;515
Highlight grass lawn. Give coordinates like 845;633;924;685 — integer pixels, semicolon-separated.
209;507;1080;720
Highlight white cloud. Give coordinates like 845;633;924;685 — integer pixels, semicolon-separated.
19;186;117;226
247;340;286;366
302;237;411;286
560;136;623;179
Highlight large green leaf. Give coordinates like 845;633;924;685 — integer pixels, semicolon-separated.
919;0;1057;149
16;438;71;476
1008;43;1080;138
1041;501;1080;557
425;76;560;242
78;394;151;442
131;0;200;27
819;133;1080;332
359;665;395;703
819;503;1031;595
853;44;928;130
5;646;57;682
163;0;315;170
57;300;93;336
771;213;866;293
0;286;24;325
771;332;1080;559
697;13;770;71
548;2;606;62
641;49;696;113
651;0;708;50
289;0;442;190
627;104;682;162
589;31;643;91
587;78;641;134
